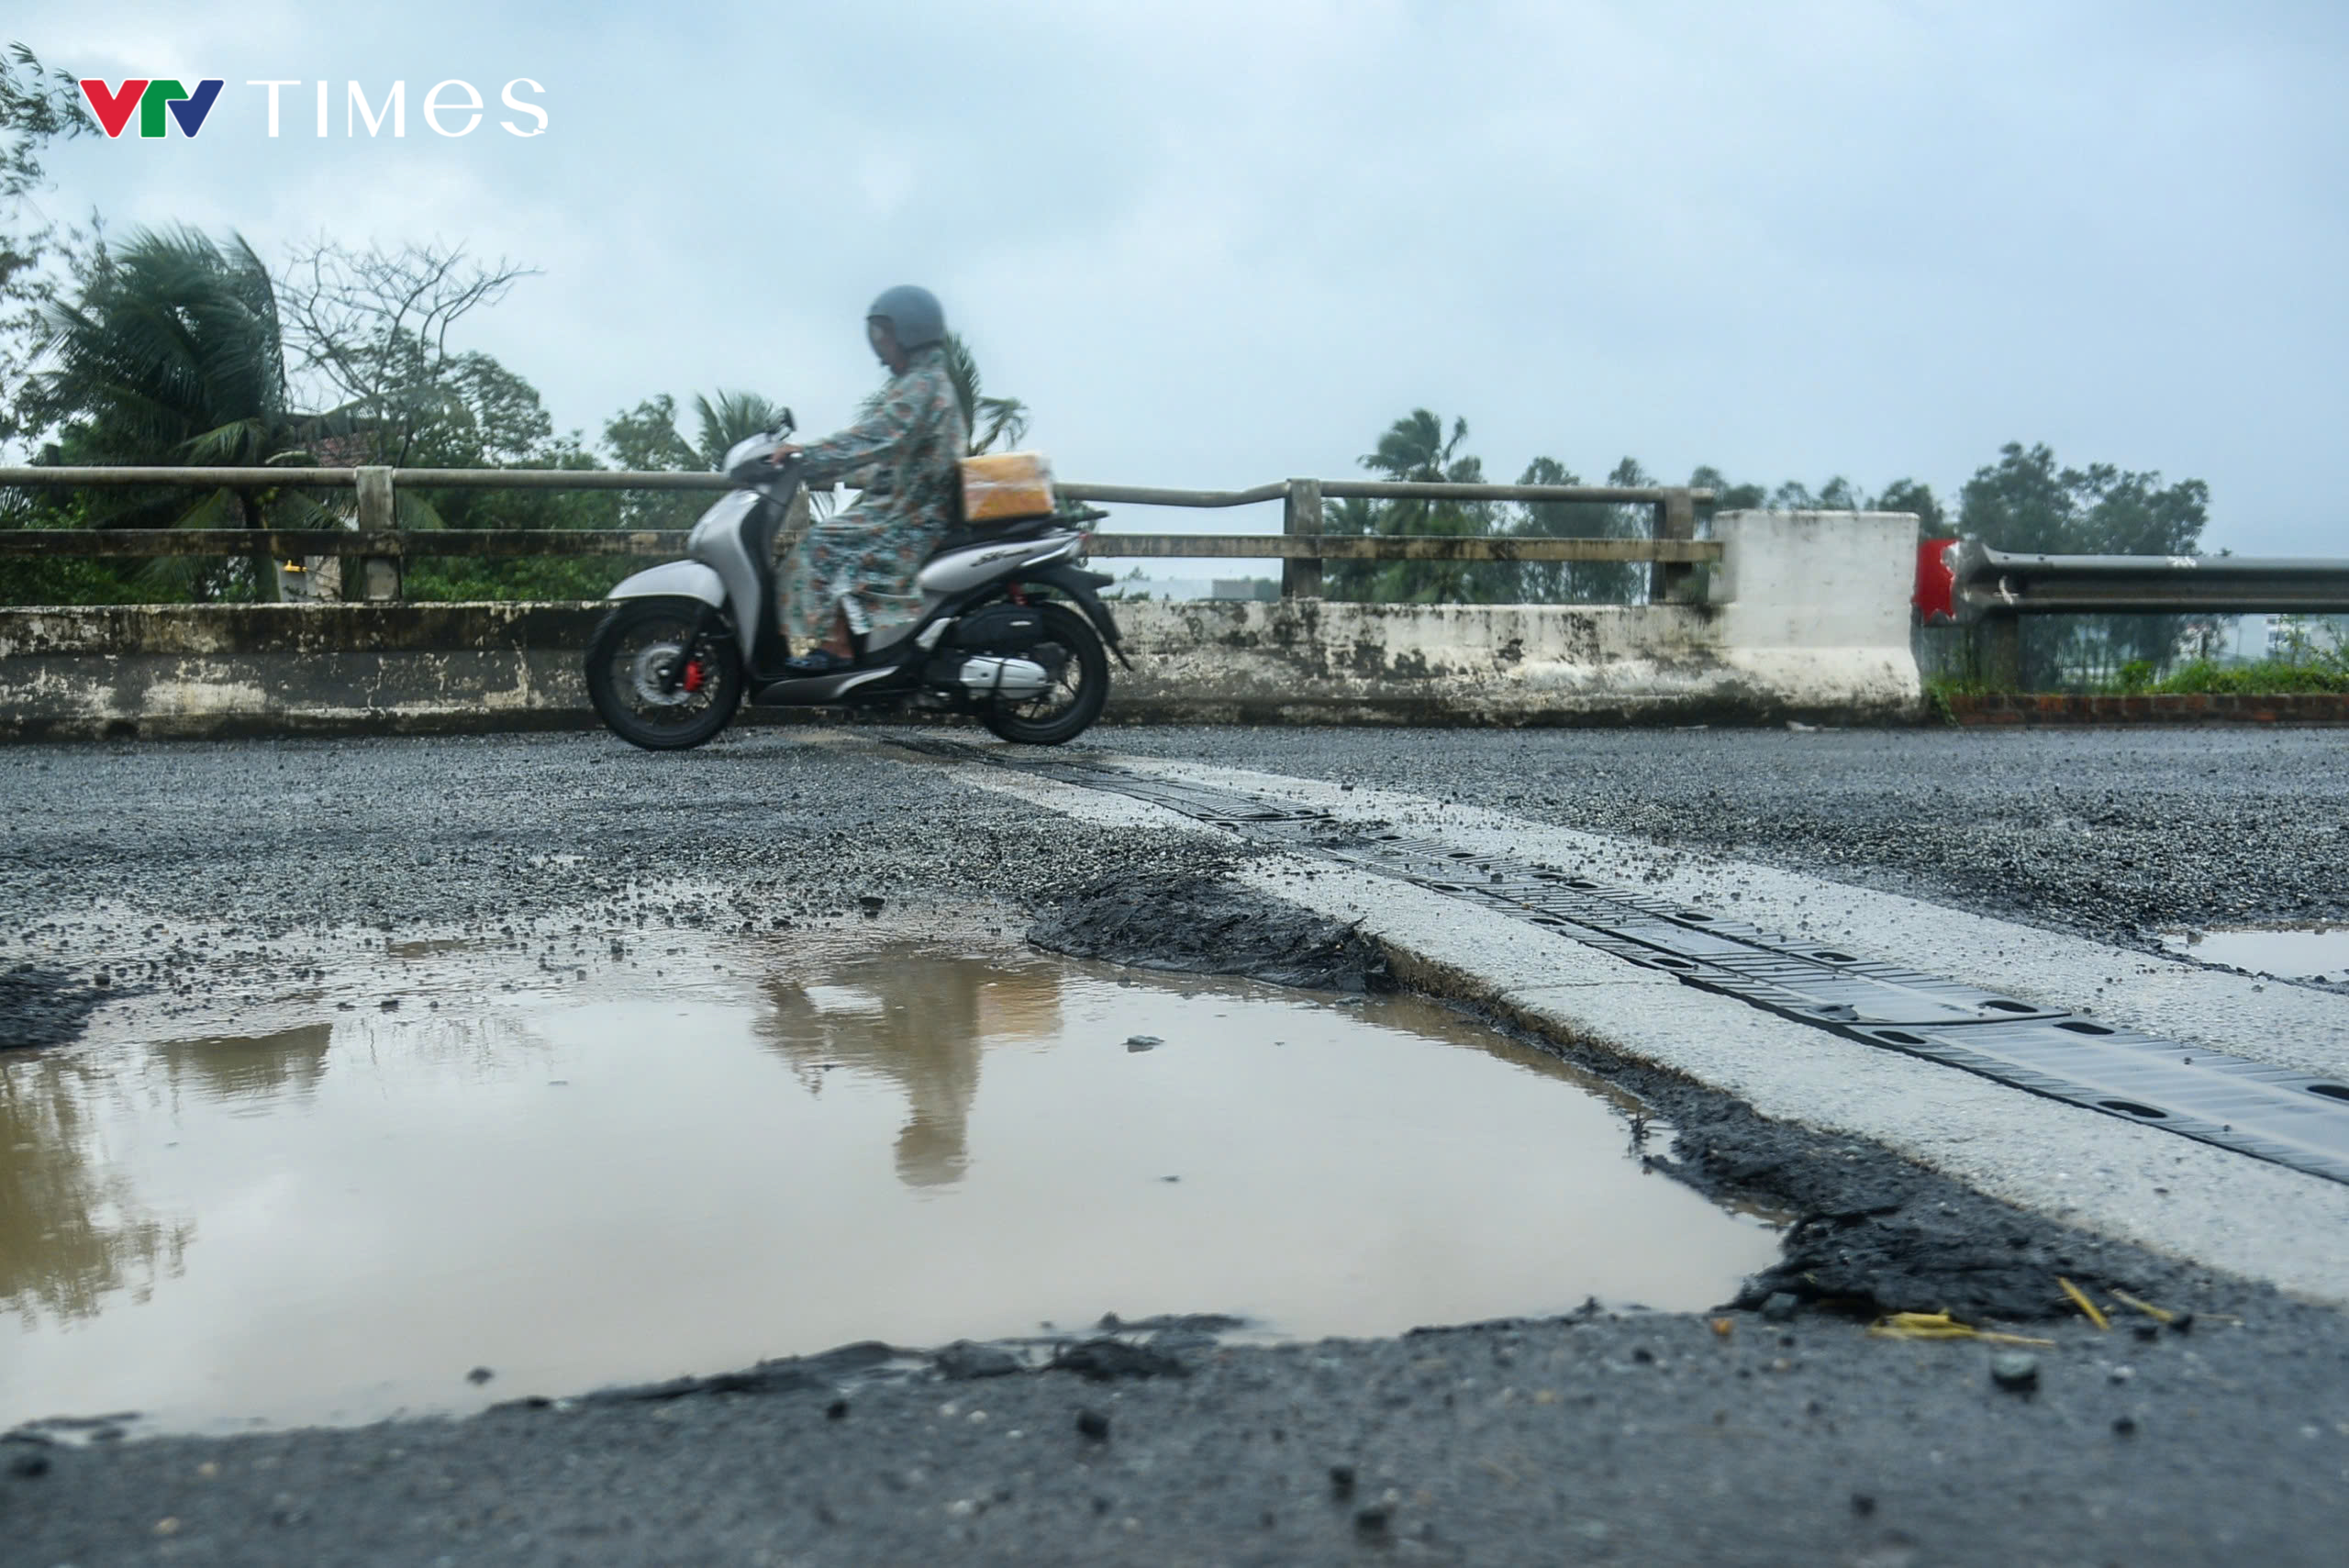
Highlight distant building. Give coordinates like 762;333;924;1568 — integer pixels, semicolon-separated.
1108;573;1282;603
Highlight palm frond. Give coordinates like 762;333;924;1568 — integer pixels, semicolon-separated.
393;490;446;529
691;389;789;468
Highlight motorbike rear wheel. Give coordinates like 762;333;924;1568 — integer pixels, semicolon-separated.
981;601;1109;746
585;597;743;751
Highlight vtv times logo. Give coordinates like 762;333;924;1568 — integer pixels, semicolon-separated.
77;78;549;139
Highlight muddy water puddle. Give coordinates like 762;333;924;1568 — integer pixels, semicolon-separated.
2163;926;2349;984
4;933;1781;1435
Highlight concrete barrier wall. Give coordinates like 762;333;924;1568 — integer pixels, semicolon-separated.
0;510;1924;739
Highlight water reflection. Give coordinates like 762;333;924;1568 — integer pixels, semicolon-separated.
2164;926;2349;984
6;935;1783;1435
0;1056;193;1325
153;1023;332;1112
756;949;1062;1188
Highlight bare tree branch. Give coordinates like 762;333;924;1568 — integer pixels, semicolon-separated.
275;238;539;464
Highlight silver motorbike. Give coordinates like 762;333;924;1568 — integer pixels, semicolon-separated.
585;419;1124;751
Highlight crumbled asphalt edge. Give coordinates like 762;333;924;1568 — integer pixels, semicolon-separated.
1456;991;2268;1324
1025;872;1393;993
0;963;123;1052
490;1318;1229;1416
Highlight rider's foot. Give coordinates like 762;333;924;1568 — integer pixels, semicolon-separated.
783;649;853;674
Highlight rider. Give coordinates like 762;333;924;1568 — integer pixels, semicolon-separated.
771;285;970;673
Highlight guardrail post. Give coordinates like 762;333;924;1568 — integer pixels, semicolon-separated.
1653;488;1697;603
1282;478;1322;598
352;466;400;603
1979;610;2022;689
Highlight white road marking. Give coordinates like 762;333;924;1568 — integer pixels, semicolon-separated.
930;745;2349;1306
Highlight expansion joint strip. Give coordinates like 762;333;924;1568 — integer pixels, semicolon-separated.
899;739;2349;1186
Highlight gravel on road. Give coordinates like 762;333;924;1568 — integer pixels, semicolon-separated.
5;724;2345;1567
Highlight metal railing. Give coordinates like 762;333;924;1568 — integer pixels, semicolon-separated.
1950;542;2349;617
1926;539;2349;687
0;465;1720;603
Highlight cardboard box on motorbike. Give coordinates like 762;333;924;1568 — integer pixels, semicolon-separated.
960;452;1056;524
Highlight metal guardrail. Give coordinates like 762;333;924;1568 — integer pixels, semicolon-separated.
0;529;1720;565
0;465;1720;602
1952;542;2349;618
1916;539;2349;688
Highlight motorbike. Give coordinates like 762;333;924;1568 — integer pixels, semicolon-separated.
585;417;1126;751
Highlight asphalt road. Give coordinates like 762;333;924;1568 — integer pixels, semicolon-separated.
1099;725;2349;945
6;724;2347;1567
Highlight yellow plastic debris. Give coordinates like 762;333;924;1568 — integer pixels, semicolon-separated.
2058;1277;2111;1330
1866;1312;2054;1348
2108;1287;2175;1325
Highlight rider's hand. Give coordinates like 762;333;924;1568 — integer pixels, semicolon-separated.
766;443;804;464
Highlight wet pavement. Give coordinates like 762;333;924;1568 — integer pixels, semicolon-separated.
5;934;1774;1434
4;725;2347;1565
2163;925;2349;984
1099;726;2349;949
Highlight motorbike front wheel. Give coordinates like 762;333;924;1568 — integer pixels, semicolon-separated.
981;601;1109;746
585;597;743;751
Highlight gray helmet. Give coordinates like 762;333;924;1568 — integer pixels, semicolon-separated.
867;284;945;350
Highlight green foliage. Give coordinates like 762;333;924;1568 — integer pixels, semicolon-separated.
1325;424;1959;607
1;41;97;450
1959;441;2208;555
1687;465;1765;517
6;219;675;604
1920;673;1984;724
1513;454;1648;605
404;553;634;603
1958;440;2210;686
940;333;1028;455
0;41;93;205
0;486;157;603
604;395;696;473
33;228;298;467
1324;409;1514;604
20;227;364;600
2149;659;2348;695
1875;478;1946;533
1767;475;1865;510
689;389;789;467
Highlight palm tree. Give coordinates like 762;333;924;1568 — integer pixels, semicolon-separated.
34;227;343;599
690;388;792;469
1330;409;1500;603
940;333;1029;455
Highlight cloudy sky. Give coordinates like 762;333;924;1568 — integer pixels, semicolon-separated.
17;1;2348;553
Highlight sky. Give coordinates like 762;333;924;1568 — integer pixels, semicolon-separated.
14;1;2349;555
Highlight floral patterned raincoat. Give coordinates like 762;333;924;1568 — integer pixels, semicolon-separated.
781;343;969;644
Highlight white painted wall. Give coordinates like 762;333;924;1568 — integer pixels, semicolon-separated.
1707;509;1922;716
0;515;1928;736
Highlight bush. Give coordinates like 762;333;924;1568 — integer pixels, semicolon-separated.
2153;659;2349;696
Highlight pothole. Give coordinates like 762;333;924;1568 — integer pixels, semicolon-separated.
2163;926;2349;984
3;930;1781;1436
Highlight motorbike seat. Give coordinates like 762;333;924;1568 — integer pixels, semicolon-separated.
929;515;1063;560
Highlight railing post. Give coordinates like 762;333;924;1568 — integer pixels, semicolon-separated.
1653;488;1697;604
1281;477;1322;599
1979;610;2022;689
352;465;400;603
